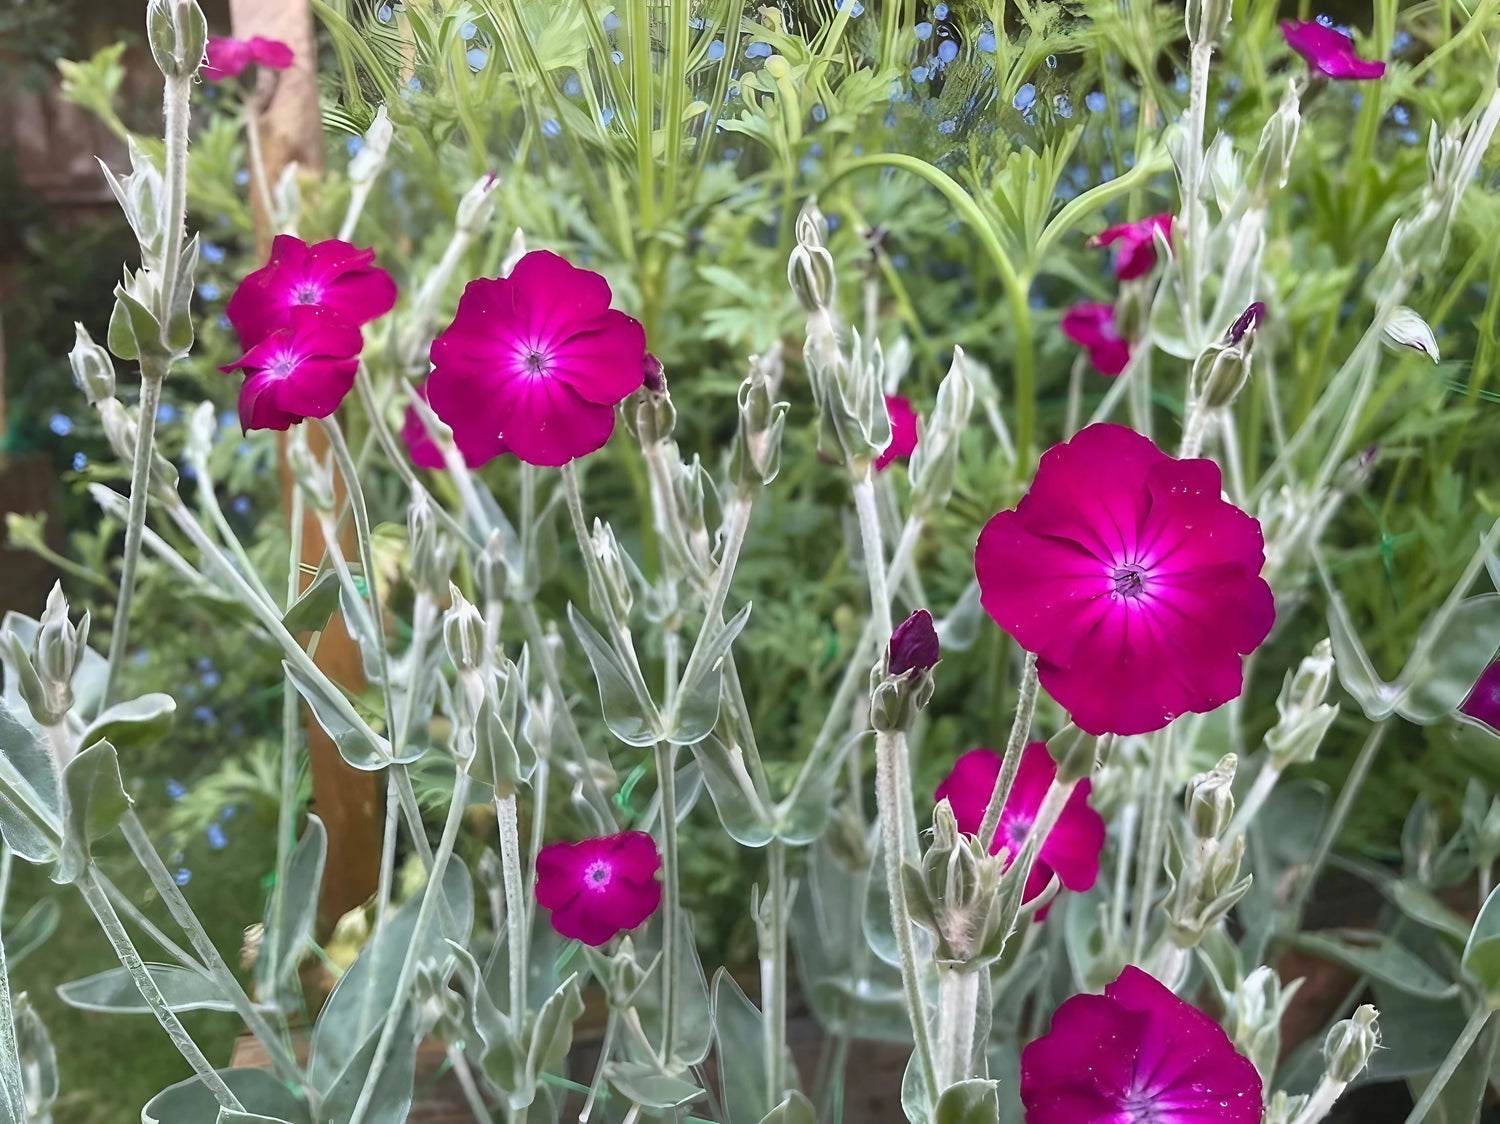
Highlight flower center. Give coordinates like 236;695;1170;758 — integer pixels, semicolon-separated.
583;860;612;890
270;353;297;378
1118;1089;1166;1123
292;283;323;305
1111;563;1149;599
1004;817;1031;847
523;349;551;375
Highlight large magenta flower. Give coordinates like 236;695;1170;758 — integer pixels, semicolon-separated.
401;382;510;470
975;424;1273;737
427;250;647;467
1088;214;1173;281
1061;304;1131;376
220;307;363;431
936;743;1104;908
1021;965;1263;1124
535;832;662;946
877;394;919;471
1281;20;1386;79
1461;662;1500;731
202;36;295;82
226;235;398;350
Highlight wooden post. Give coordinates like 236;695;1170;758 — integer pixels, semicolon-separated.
229;0;382;929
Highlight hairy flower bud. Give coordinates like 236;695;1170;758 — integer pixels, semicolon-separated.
455;170;500;236
347;106;395;187
15;583;90;727
1266;639;1339;768
622;356;677;446
588;520;636;625
442;585;485;673
903;800;1007;967
408;489;455;599
96;399;180;500
870;615;938;733
1381;305;1440;363
1248;82;1300;204
70;323;116;406
1185;0;1230;46
728;353;790;491
1191;303;1264;409
147;0;207;79
909;348;975;515
1187;754;1237;840
888;609;940;677
1232;967;1303;1081
789;199;836;312
1324;1005;1379;1084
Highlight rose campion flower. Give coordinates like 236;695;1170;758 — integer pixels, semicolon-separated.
975;424;1274;737
1281;20;1387;80
877;394;919;471
936;743;1104;910
535;832;662;946
401;382;510;470
427;250;647;467
1061;303;1131;376
1021;965;1263;1124
889;608;940;676
1461;661;1500;731
220;307;363;431
226;235;398;350
1087;214;1172;281
202;36;295;83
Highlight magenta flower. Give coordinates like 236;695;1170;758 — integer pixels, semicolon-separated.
936;743;1104;909
1021;965;1263;1124
220;307;362;432
202;35;295;82
1461;662;1500;731
1281;20;1386;80
401;382;510;470
535;832;662;946
975;424;1274;737
1061;304;1132;377
1088;214;1173;281
889;609;940;676
427;251;648;467
877;394;920;471
226;235;398;350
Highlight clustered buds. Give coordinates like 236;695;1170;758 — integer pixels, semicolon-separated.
1163;754;1252;951
70;323;115;406
1247;81;1301;205
442;586;534;792
903;800;1007;968
1265;638;1338;769
788;199;836;314
408;489;456;600
1230;967;1304;1081
870;609;939;733
728;350;790;492
6;583;89;728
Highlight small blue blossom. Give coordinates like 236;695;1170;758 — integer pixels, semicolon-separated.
346;136;363;156
1013;83;1036;112
220;806;237;821
216;314;232;331
238;442;252;457
200;242;225;264
1393;29;1412;50
48;414;72;437
836;0;864;12
460;20;477;39
977;32;997;52
937;39;958;63
1352;92;1362;110
1391;104;1409;125
891;254;909;268
934;2;949;16
1055;94;1072;119
197;657;213;671
174;868;192;886
408;76;422;91
723;147;740;160
745;41;772;58
197;282;220;302
799;156;819;175
229;722;246;737
157;403;179;424
884;107;898;128
911;65;928;82
564;74;581;96
166;780;187;800
72;452;87;471
707;39;725;60
826;215;840;231
1316;13;1334;25
611;50;624;64
206;823;227;850
1399;128;1421;145
466;47;487;69
1173;71;1188;93
235;169;250;186
809;142;823;157
133;650;149;666
180;460;196;481
202;669;222;688
219;411;236;430
600;107;615;127
914;21;932;40
541;118;562;137
232;496;251;516
689;15;705;28
811;102;827;122
938;118;956;135
193;705;216;724
603;12;620;31
377;5;392;22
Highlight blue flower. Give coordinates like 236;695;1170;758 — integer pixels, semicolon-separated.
347;136;363;156
603;12;620;31
133;650;149;665
201;242;225;264
1055;94;1073;118
197;657;213;671
564;74;581;96
197;282;220;302
1393;29;1412;50
977;32;997;52
180;460;196;481
1316;12;1334;25
219;411;236;430
1391;104;1409;125
48;414;72;437
201;669;222;688
166;780;187;800
1013;83;1035;112
722;147;740;160
914;21;932;39
206;823;227;850
934;2;948;16
238;441;251;457
826;214;840;231
174;868;192;886
745;41;772;58
235;169;250;185
1173;71;1188;93
937;39;957;63
460;20;477;40
408;76;421;92
220;806;237;821
232;496;251;515
377;4;392;21
611;50;624;64
600;107;615;127
217;314;232;330
193;705;216;724
811;102;827;122
71;452;87;471
157;403;179;424
466;47;487;70
911;65;928;82
938;118;956;135
707;39;725;60
541;118;562;137
809;141;823;156
836;0;864;12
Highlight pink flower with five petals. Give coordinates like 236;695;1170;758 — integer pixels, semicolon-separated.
1088;214;1172;281
226;234;398;350
220;306;363;431
1061;303;1132;376
401;382;511;470
1281;20;1387;80
535;832;662;946
427;251;648;467
975;424;1274;737
203;36;294;82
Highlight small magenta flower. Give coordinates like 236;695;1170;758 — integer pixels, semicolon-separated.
401;382;510;470
936;743;1104;910
428;250;647;467
1021;965;1264;1124
877;394;919;471
535;832;662;946
1281;20;1386;79
1462;662;1500;731
220;307;362;431
202;36;295;82
1088;214;1172;281
889;608;940;675
226;235;398;350
975;424;1274;737
1062;304;1131;376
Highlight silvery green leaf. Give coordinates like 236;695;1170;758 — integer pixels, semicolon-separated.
4;898;59;968
142;1068;310;1124
1322;579;1397;721
337;581;386;687
281;570;342;634
1289;931;1456;999
1394;594;1500;724
935;1080;1001;1124
219;1114;297;1124
515;974;583;1110
776;730;866;845
166;233;199;355
14;992;56;1120
567;604;662;746
936;580;986;652
901;1050;933;1124
604;1061;705;1109
1390;880;1471;943
318;1001;419;1124
282;661;392;770
109;276;165;364
711;969;773;1124
1362;979;1469;1081
628;910;713;1066
257;817;326;1009
758;1091;817;1124
55;740;130;885
1464;883;1500;997
861;834;901;969
0;703;61;864
669;603;752;745
79;693;176;753
58;963;234;1013
690;735;775;847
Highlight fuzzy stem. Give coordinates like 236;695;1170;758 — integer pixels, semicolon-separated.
0;897;28;1124
935;967;980;1089
978;653;1041;853
851;474;892;651
497;793;528;1025
654;739;679;1065
1290;1074;1349;1124
446;1042;493;1124
762;838;789;1105
1130;727;1175;962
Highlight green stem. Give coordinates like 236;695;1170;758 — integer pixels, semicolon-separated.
977;652;1040;853
0;889;28;1124
496;793;528;1025
850;474;892;647
654;739;679;1065
763;838;789;1105
1291;721;1389;925
1130;727;1174;962
1403;1005;1492;1124
935;967;980;1089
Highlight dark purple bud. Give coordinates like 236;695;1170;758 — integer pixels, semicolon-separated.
1229;302;1266;345
889;609;940;676
643;353;665;393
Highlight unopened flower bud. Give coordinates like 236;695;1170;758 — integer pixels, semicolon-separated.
476;527;510;603
1187;754;1237;840
96;399;179;499
906;800;1006;966
1114;282;1151;344
1186;0;1230;45
347;106;394;187
1324;1005;1379;1084
28;583;89;725
501;228;527;277
909;347;975;515
1191;304;1263;409
443;586;485;673
455;170;500;236
729;361;790;490
70;323;116;406
1381;305;1440;363
623;356;677;445
408;490;455;599
1233;966;1302;1081
147;0;208;79
1248;82;1300;204
789;200;836;312
589;520;635;624
888;609;940;676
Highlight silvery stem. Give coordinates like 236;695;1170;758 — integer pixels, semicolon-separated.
1130;727;1175;962
935;967;980;1089
1289;1074;1347;1124
978;652;1041;853
654;739;680;1065
497;793;528;1025
0;899;27;1124
851;474;893;646
1403;1006;1491;1124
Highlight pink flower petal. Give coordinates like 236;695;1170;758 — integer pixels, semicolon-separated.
507;250;616;339
935;749;1001;837
877;394;920;471
535;833;662;946
490;374;617;467
403;381;510;470
1462;661;1500;730
1281;20;1387;80
248;37;294;70
202;36;252;82
547;309;650;406
226;235;395;350
1040;778;1105;892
